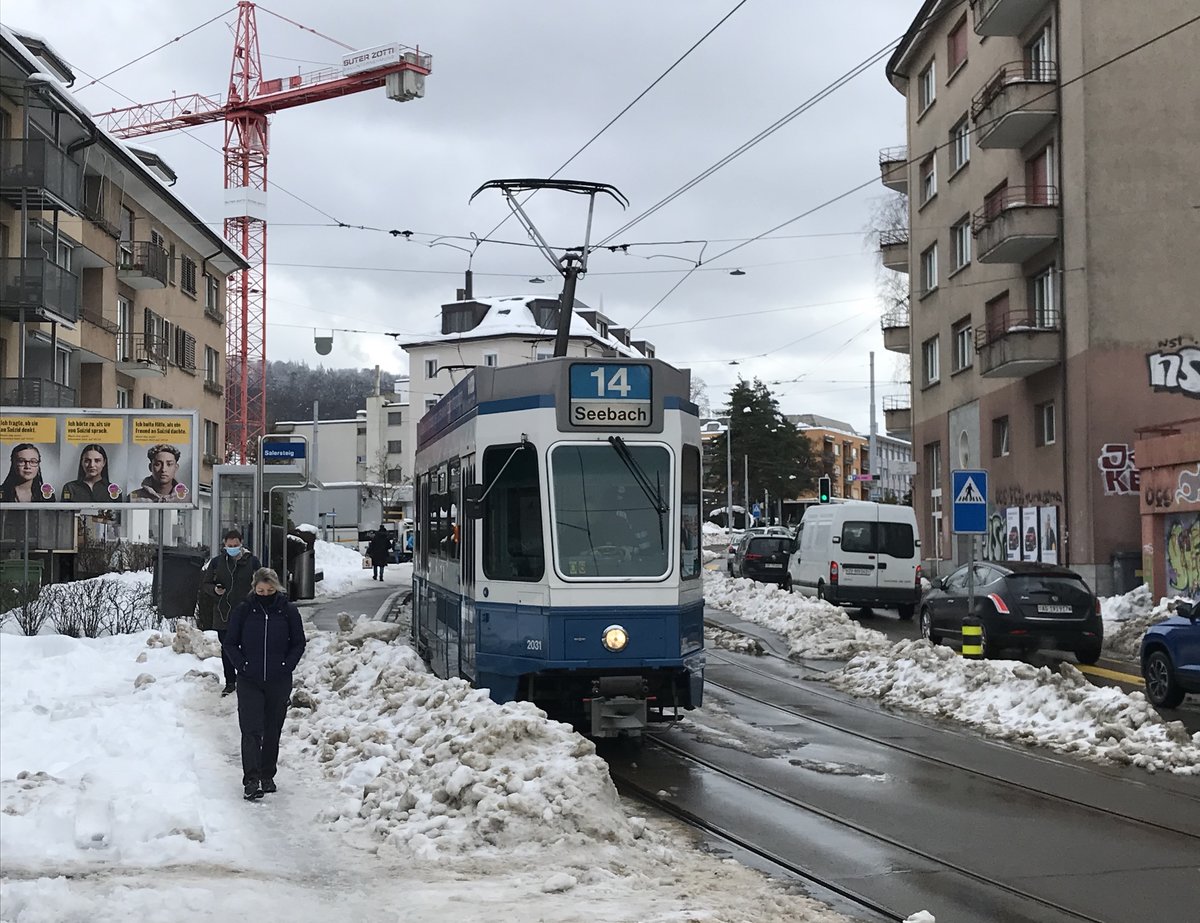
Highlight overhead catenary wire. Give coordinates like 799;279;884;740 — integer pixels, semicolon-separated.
75;7;236;91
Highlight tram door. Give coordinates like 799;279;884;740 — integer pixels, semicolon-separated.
460;453;477;681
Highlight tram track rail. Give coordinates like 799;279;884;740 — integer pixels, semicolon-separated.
616;735;1115;923
703;641;1200;841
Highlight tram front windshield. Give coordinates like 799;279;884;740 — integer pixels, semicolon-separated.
551;443;671;578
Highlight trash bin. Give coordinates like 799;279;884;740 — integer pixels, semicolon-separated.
0;558;43;594
290;548;315;600
152;548;208;620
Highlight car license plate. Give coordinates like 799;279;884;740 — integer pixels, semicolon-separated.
764;563;783;569
843;566;872;575
1037;604;1073;614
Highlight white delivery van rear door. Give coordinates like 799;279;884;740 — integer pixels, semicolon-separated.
875;508;919;593
834;507;881;592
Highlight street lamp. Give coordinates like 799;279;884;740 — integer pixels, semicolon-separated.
725;406;752;547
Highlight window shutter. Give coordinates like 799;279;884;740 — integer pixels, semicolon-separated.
184;333;196;371
143;307;153;336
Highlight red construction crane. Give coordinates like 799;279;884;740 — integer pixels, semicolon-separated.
95;2;431;461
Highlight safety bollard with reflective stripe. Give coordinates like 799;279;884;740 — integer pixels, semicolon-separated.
961;616;984;659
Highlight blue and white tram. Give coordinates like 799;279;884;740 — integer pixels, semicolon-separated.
412;357;705;736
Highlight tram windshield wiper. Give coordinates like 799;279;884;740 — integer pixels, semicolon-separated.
607;436;668;548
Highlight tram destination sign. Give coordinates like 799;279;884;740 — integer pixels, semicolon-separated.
568;363;652;427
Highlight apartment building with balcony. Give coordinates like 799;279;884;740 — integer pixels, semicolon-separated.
396;294;654;482
881;0;1199;590
788;414;872;501
1;26;247;566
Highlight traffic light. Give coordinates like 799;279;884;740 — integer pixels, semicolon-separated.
818;475;831;504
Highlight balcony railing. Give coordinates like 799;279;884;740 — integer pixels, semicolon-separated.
879;145;908;193
879;228;910;273
117;241;169;289
116;333;168;377
0;139;81;212
975;307;1061;377
81;307;120;334
203;379;225;396
1;376;77;408
882;395;912;436
972;61;1058;149
0;257;80;323
972;186;1060;263
881;307;911;355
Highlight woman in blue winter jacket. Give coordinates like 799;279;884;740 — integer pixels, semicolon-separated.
222;567;307;801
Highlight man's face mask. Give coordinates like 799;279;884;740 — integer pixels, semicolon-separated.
225;545;242;557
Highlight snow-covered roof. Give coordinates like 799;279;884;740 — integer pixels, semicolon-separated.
397;296;646;357
7;27;74;84
0;25;247;275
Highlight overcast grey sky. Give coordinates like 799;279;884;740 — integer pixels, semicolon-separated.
5;0;916;432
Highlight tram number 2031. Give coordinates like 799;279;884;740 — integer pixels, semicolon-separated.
526;639;543;651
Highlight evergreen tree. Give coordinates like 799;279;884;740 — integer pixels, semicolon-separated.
704;379;817;516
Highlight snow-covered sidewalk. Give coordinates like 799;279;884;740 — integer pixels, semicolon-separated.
0;618;866;923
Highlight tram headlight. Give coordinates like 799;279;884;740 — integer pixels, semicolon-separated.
602;624;629;652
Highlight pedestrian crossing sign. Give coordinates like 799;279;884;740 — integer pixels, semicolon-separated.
951;469;988;534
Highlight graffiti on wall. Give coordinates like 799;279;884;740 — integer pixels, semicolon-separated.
1165;511;1200;599
1177;465;1200;505
1147;346;1200;398
1097;443;1141;496
987;511;1005;561
995;486;1063;507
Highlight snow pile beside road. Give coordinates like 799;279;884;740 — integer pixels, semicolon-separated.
829;640;1200;775
288;630;630;857
1100;584;1186;659
313;539;373;598
705;572;891;659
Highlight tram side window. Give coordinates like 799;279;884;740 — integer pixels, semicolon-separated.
680;445;701;580
428;463;450;559
445;457;460;561
481;443;544;582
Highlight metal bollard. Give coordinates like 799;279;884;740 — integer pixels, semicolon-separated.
961;615;984;659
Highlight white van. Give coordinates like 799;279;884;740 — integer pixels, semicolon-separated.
784;501;921;619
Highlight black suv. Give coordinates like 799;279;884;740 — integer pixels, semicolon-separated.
730;534;792;585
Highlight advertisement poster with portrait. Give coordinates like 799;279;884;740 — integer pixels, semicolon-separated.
1039;506;1059;565
1021;507;1039;562
0;408;199;510
1006;507;1021;561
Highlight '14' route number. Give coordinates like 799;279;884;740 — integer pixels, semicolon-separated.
590;366;631;397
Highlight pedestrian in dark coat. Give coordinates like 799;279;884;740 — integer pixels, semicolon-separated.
199;529;262;695
222;567;307;801
367;527;392;581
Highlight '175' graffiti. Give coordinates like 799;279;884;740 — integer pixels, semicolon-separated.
1147;347;1200;398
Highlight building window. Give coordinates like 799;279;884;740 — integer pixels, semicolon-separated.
143;394;173;409
424;357;439;379
1025;145;1055;203
424;398;437;413
204;419;220;458
952;318;973;372
951;218;971;272
482;351;499;367
387;467;404;484
1037;402;1056;446
947;17;968;74
918;60;936;112
992;416;1010;457
116;387;130;409
535;349;553;361
116;296;132;362
950;117;971;173
204;346;220;383
1029;265;1057;327
920;243;938;295
119;206;134;265
167;243;176;286
204;274;221;314
181;256;197;296
387;411;403;425
922;336;940;386
387;440;403;454
919;155;936;204
1025;23;1053;77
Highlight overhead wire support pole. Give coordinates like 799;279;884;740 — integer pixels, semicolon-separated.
470;179;627;357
